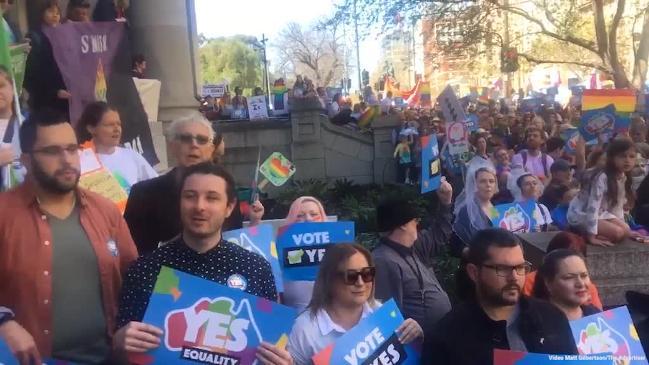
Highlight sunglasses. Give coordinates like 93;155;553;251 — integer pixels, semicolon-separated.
176;134;212;146
338;267;376;285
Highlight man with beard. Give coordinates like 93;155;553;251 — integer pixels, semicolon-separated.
114;162;291;365
124;115;259;255
428;228;577;365
0;110;137;364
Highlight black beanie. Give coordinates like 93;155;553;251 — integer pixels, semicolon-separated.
376;199;419;233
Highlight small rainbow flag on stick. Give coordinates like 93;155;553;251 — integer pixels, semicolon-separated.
582;89;637;112
357;105;379;128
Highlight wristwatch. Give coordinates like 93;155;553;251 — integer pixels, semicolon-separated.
0;308;14;327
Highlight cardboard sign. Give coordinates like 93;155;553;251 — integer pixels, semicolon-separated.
79;168;128;213
135;266;297;365
438;85;467;125
276;222;355;281
560;128;580;155
494;349;611;365
223;224;284;292
490;201;537;234
202;84;226;98
420;134;441;194
312;299;420;365
258;152;296;187
570;306;648;364
579;105;616;142
247;95;269;121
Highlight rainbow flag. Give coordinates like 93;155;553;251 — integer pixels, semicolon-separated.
582;89;637;112
358;105;378;128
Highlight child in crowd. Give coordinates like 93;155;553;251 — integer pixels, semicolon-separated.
568;139;642;246
394;134;412;184
550;185;579;230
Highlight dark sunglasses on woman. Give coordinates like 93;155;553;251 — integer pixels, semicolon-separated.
339;267;376;285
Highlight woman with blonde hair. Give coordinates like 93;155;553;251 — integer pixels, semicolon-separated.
288;243;422;365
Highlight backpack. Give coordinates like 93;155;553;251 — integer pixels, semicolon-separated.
521;150;549;178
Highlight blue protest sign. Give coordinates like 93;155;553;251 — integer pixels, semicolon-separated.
276;222;355;281
466;113;479;132
420;134;441;194
519;98;544;113
494;349;611;365
490;201;537;233
560;128;580;155
312;299;420;365
0;340;80;365
135;266;297;365
570;306;648;364
223;224;283;292
579;105;616;142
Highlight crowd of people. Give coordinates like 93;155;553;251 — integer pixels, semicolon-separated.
1;2;649;365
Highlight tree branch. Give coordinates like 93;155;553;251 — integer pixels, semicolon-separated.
518;52;610;72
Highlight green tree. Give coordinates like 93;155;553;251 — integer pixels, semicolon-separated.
199;36;263;89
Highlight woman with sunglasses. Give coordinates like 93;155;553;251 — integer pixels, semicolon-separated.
532;249;600;320
288;243;423;365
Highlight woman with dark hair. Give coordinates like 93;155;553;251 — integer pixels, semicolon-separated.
77;101;157;195
513;173;554;232
0;66;24;191
24;0;69;115
287;243;422;365
532;249;600;320
523;232;602;309
568;139;640;246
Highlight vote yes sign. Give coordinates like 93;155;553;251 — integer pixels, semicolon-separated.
276;222;355;281
134;267;296;365
312;299;420;365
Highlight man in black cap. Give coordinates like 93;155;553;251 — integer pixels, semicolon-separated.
372;178;453;363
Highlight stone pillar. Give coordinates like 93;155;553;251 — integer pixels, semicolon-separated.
372;115;400;184
290;99;326;181
128;0;200;121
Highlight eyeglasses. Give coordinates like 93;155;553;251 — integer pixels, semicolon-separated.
176;134;212;146
31;144;80;157
338;267;376;285
481;262;532;277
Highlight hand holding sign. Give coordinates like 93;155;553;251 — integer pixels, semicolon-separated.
258;152;296;189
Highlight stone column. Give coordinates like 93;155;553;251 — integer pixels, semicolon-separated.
372;115;400;184
128;0;200;121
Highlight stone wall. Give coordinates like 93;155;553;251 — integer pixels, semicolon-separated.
218;102;401;194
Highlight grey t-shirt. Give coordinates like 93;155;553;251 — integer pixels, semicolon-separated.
49;207;109;364
506;304;528;352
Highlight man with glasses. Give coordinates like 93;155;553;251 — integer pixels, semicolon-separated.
0;110;137;364
428;228;577;365
125;115;248;255
372;179;454;364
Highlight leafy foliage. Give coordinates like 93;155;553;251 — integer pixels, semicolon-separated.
198;36;263;89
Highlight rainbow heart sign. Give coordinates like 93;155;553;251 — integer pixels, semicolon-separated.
259;152;296;187
312;299;420;365
569;306;648;365
133;267;297;365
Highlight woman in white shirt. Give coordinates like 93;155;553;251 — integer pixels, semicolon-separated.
0;65;24;191
76;101;157;194
515;172;554;232
288;243;423;365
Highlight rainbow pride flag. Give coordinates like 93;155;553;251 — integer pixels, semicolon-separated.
582;89;637;112
357;105;379;128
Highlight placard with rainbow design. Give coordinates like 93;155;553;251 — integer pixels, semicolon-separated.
259;152;296;187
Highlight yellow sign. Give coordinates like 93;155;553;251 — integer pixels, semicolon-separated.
79;169;128;213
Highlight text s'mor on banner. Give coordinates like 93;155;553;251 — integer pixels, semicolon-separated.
132;266;297;365
569;306;648;365
312;299;420;365
223;224;284;292
276;221;355;281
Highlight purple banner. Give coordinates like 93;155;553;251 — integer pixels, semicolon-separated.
44;22;159;165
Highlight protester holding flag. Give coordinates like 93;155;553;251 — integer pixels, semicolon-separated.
24;0;68;115
531;249;601;320
76;101;157;195
0;65;24;191
568;139;640;246
287;243;423;365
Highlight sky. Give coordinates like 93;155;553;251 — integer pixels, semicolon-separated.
194;0;381;90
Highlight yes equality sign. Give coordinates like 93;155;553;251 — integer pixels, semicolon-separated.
569;306;648;364
276;222;355;281
223;224;284;292
312;299;420;365
420;134;441;194
490;201;537;234
134;266;297;365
